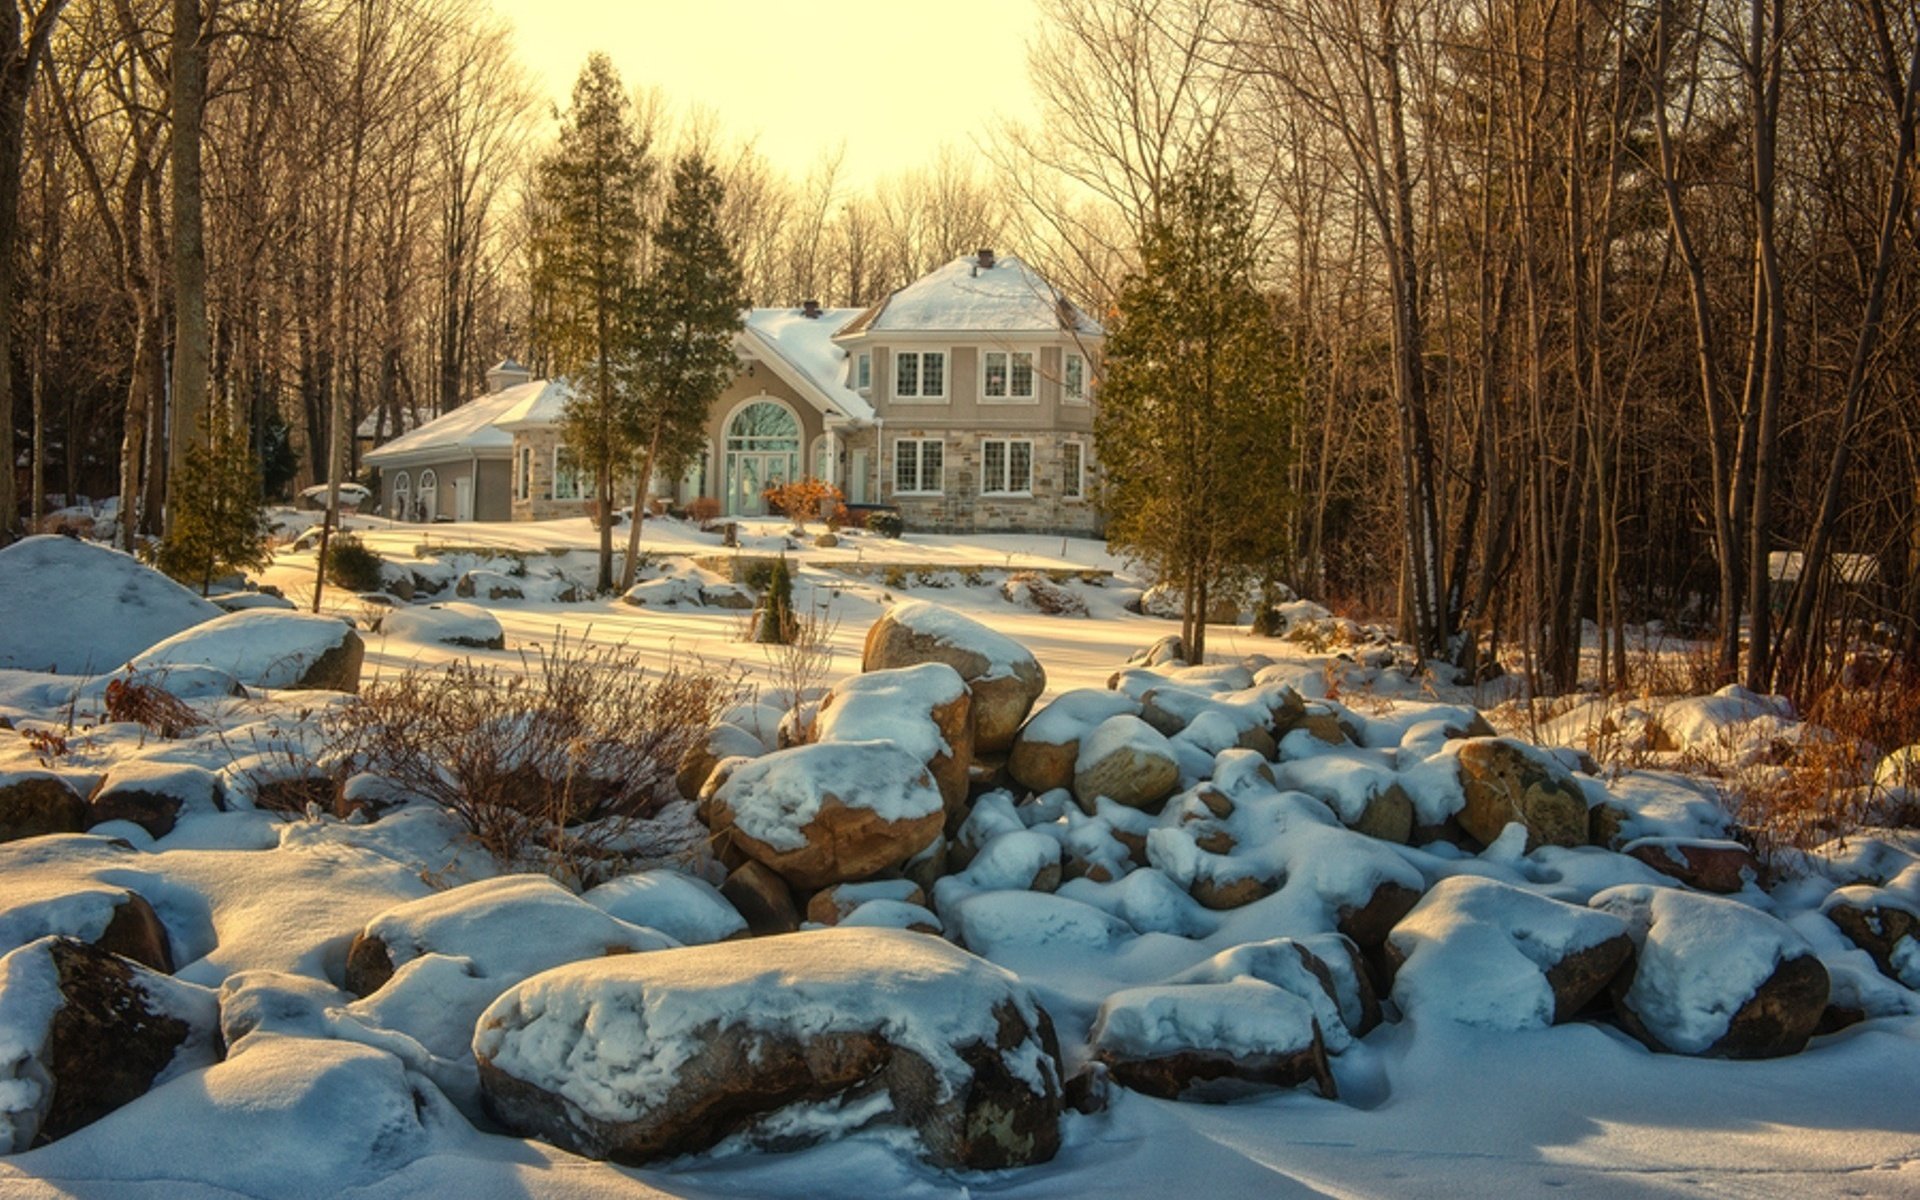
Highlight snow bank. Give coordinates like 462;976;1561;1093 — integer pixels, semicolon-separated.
0;536;219;674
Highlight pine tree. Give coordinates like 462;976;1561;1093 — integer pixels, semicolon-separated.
1094;166;1297;659
618;152;748;589
533;53;652;593
155;406;270;595
756;555;794;644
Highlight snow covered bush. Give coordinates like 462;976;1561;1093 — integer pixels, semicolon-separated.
327;638;735;884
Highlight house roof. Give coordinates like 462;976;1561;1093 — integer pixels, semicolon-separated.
741;307;871;422
839;252;1103;338
363;380;551;465
493;379;573;431
354;406;434;440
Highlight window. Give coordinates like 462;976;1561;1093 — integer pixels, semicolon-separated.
515;448;531;501
1064;353;1088;403
894;350;946;400
417;469;438;520
855;353;872;395
1062;442;1085;499
982;350;1035;401
552;447;584;500
981;438;1033;495
392;471;411;519
894;438;944;494
811;433;838;484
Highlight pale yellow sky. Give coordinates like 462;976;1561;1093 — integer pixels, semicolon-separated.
487;0;1043;189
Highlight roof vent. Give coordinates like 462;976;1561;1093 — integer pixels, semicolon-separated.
802;299;822;318
976;248;996;269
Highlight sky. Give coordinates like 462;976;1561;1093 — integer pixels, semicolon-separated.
486;0;1044;190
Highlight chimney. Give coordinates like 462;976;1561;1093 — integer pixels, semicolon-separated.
485;358;532;394
802;299;822;319
976;248;996;269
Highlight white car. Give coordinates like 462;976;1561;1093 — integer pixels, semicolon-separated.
296;483;372;512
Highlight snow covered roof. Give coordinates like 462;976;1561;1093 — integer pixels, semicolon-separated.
354;406;434;440
740;307;871;422
493;379;574;431
363;380;553;465
840;252;1103;338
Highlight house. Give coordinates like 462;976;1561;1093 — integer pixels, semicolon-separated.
364;251;1103;534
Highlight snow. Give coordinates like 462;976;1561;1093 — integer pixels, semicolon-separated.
0;938;62;1154
1020;689;1142;745
376;602;503;649
860;253;1102;335
1075;714;1174;773
473;928;1055;1122
880;600;1041;682
0;537;219;674
1091;980;1323;1062
709;741;944;852
124;610;356;690
365;379;558;463
1387;876;1629;1033
947;891;1134;957
742;307;872;421
1589;884;1817;1054
812;662;967;764
582;871;746;946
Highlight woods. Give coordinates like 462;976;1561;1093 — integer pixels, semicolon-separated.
2;0;1917;709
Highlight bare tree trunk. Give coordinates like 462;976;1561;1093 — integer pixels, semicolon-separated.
167;0;210;536
620;417;663;591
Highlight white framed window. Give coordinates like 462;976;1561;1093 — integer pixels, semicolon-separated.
392;471;411;519
514;448;531;501
1062;441;1085;499
894;438;944;495
1064;352;1088;404
894;350;946;400
855;352;872;395
552;447;585;500
811;432;838;484
982;350;1035;402
417;469;438;520
980;438;1033;495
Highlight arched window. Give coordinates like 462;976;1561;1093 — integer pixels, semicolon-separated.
417;469;438;522
726;400;801;452
810;433;838;485
723;399;801;516
391;471;410;520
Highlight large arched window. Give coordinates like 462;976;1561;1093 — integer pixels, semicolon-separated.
417;469;438;522
723;399;801;516
391;471;410;520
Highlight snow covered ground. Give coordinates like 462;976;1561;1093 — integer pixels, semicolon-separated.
0;522;1917;1198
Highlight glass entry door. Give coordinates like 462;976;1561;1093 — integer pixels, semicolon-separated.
723;401;802;516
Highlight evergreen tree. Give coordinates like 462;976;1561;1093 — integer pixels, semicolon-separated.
532;53;651;593
1094;166;1297;659
619;152;747;589
756;555;794;644
155;406;270;595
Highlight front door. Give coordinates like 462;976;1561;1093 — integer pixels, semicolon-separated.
849;449;869;504
453;476;473;522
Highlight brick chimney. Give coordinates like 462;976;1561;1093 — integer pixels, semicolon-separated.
802;299;822;318
976;248;996;269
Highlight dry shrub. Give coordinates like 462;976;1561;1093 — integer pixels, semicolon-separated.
689;496;722;523
330;637;737;885
761;589;840;711
104;674;203;739
763;477;847;531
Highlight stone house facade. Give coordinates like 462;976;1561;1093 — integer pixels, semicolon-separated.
362;251;1103;536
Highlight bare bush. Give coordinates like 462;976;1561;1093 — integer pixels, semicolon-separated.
329;637;737;885
104;673;204;739
760;587;841;711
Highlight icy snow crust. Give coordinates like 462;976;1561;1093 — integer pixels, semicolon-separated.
474;928;1053;1123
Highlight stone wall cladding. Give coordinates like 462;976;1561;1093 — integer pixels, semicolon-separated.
510;429;596;523
882;428;1099;537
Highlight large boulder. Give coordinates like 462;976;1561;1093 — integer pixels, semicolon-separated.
1623;837;1760;894
582;871;747;946
474;928;1064;1169
124;610;365;693
0;884;175;973
0;937;220;1151
1009;690;1142;795
85;760;225;837
0;536;220;674
376;602;504;650
703;741;946;891
1822;878;1920;990
674;721;770;803
0;772;88;843
862;602;1045;754
1385;876;1633;1032
1072;715;1179;813
812;663;974;826
1451;737;1589;851
1169;934;1380;1051
1590;885;1829;1058
455;569;524;600
1090;982;1335;1102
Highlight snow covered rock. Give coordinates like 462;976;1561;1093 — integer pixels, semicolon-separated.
0;937;219;1152
703;741;946;891
1089;982;1335;1102
1385;877;1633;1032
1273;755;1415;844
124;610;365;693
376;602;504;650
1134;582;1241;625
0;885;175;973
1822;874;1920;990
1590;885;1829;1058
719;860;802;935
472;927;1065;1169
1451;737;1589;851
812;663;973;824
341;874;676;998
1623;837;1761;894
1169;935;1380;1051
0;772;88;843
1073;715;1179;813
0;536;220;674
583;871;746;945
454;569;524;600
806;879;928;926
675;721;770;802
862;602;1046;753
947;891;1133;957
84;760;225;837
1000;572;1087;616
1009;689;1141;795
